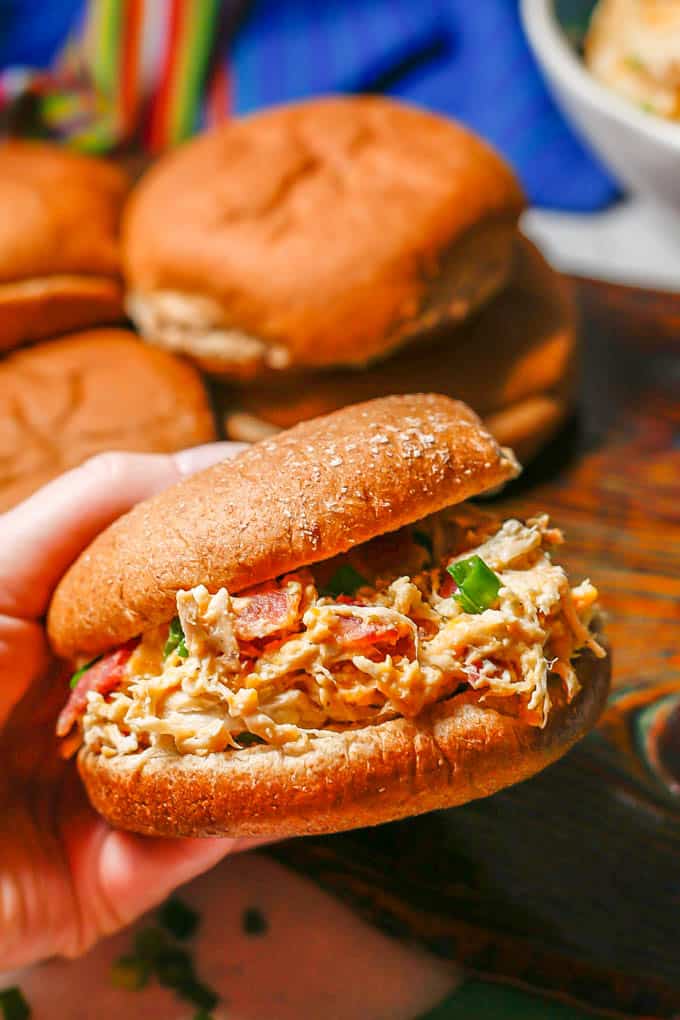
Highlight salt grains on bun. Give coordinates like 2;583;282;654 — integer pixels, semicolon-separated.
123;97;525;378
0;142;127;351
48;395;609;838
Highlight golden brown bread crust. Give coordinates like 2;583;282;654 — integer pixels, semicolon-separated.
221;238;576;458
0;329;215;511
485;394;567;465
0;276;124;353
0;141;128;349
123;96;524;376
225;393;568;468
47;394;519;659
77;641;610;837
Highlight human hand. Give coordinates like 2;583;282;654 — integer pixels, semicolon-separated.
0;445;256;971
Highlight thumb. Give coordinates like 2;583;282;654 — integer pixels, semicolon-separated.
62;801;264;957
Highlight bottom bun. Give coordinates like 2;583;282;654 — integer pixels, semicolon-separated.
0;275;124;352
78;641;610;838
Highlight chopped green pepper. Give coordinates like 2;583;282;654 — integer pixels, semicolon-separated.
69;655;102;689
193;1012;214;1020
0;987;30;1020
447;555;501;614
164;617;188;659
321;564;367;598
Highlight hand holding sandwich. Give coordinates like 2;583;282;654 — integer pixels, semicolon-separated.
0;444;251;971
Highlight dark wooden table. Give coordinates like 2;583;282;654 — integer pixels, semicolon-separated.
275;277;680;1018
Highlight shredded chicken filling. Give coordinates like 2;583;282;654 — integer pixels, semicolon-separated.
80;508;604;757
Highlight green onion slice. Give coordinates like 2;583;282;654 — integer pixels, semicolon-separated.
69;656;102;689
0;987;30;1020
321;564;367;598
447;555;501;614
164;617;188;659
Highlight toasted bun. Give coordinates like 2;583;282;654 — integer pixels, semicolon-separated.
222;237;576;459
48;394;519;659
123;96;524;377
0;142;128;349
76;637;610;838
0;329;215;511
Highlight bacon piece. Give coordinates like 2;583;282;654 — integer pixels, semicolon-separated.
233;579;303;641
333;615;401;648
56;643;135;738
438;569;458;599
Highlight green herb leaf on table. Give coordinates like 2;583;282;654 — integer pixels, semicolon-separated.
0;987;30;1020
113;919;219;1012
321;564;367;598
159;897;199;940
242;907;269;936
447;555;501;614
110;956;150;990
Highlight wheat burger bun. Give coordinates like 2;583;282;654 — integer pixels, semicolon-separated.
223;237;576;464
0;142;127;351
49;394;519;658
0;329;216;510
123;96;525;378
48;394;610;838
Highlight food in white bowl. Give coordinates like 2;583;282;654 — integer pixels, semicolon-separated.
585;0;680;121
521;0;680;213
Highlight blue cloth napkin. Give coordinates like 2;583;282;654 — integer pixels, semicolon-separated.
0;0;619;211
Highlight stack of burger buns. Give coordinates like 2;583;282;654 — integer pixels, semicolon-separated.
1;96;575;503
121;96;577;463
0;143;217;508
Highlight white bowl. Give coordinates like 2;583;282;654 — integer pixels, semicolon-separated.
520;0;680;213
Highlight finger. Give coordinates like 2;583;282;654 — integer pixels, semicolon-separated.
61;800;269;957
0;616;49;725
0;443;247;619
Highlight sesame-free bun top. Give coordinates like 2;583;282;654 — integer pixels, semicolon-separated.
222;236;576;463
48;394;520;659
0;329;216;511
0;141;128;350
123;96;525;377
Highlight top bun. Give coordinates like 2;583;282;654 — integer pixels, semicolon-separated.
123;96;524;378
48;394;519;659
0;142;128;350
0;141;127;283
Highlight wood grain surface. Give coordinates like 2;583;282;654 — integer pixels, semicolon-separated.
273;278;680;1018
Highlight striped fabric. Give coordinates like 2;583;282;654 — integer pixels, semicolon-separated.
0;0;618;208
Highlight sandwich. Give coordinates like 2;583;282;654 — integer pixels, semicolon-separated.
0;328;216;511
0;141;127;352
48;394;610;838
223;236;576;465
122;96;525;378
